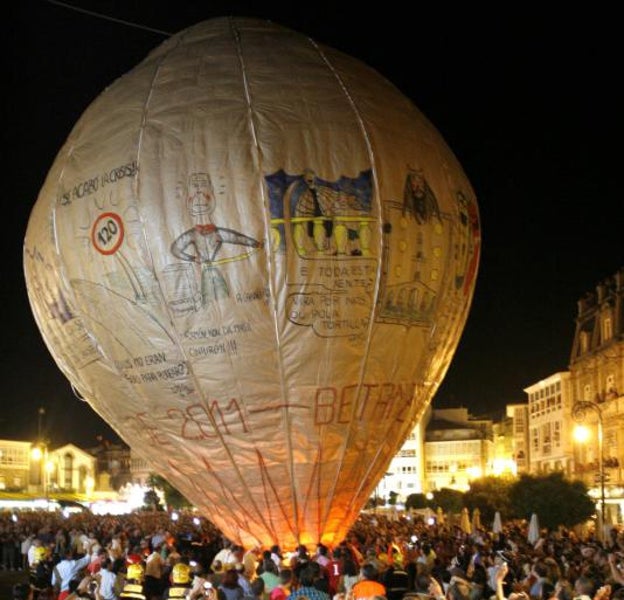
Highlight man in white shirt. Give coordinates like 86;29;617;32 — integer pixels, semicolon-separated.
95;557;118;600
51;548;91;600
27;538;42;569
144;545;165;599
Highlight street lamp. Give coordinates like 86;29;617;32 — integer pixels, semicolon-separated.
572;399;605;539
31;444;51;500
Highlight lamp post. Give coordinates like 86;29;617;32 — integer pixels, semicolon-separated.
572;399;605;539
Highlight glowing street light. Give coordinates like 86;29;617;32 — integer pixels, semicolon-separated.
572;399;605;540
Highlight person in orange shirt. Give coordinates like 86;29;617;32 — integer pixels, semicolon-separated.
351;563;386;600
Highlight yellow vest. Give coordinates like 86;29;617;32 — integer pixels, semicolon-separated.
120;582;147;599
165;584;192;598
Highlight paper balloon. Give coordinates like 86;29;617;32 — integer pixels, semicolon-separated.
24;17;480;549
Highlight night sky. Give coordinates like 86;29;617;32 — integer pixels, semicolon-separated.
3;3;621;448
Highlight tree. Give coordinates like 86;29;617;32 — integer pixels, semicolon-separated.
147;473;192;509
405;493;430;510
432;488;464;514
463;476;514;523
143;488;164;512
509;472;595;529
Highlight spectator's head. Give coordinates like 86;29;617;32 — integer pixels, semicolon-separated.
298;567;317;587
127;562;145;583
574;576;594;598
221;568;240;588
172;562;192;585
448;579;472;600
279;569;293;585
360;563;379;582
262;558;278;575
12;584;33;600
541;582;556;600
251;577;265;598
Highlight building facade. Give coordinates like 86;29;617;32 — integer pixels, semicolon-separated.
0;440;32;491
567;268;624;523
524;372;574;475
380;268;624;521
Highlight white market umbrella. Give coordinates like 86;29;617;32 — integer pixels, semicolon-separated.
527;513;540;544
492;511;503;534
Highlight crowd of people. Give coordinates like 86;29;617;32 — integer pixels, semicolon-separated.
3;508;624;600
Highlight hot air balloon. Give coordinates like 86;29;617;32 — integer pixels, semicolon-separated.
23;17;480;549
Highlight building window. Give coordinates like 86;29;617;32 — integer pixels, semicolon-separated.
0;446;29;468
542;423;551;455
63;453;74;489
602;316;613;342
580;331;589;353
531;428;539;452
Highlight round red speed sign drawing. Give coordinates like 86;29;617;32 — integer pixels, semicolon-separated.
91;212;124;255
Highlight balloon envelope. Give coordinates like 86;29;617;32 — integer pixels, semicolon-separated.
24;17;479;548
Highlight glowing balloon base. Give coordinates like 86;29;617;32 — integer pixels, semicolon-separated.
24;17;479;549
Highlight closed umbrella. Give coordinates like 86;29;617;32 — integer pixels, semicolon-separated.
460;507;472;534
527;513;540;544
472;507;482;531
492;511;503;534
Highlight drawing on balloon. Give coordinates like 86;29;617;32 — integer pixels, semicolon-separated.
377;168;479;326
266;168;375;258
166;172;263;311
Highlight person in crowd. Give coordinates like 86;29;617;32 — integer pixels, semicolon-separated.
219;567;246;600
143;543;165;600
341;549;360;595
351;563;386;600
287;565;330;600
27;538;44;570
258;558;281;594
382;557;410;600
307;560;330;594
120;562;147;600
213;542;237;572
12;582;34;600
250;578;266;600
162;561;193;599
291;546;311;581
235;561;254;597
243;546;262;582
211;561;226;589
52;548;92;600
270;568;293;600
95;557;119;600
324;547;343;597
187;563;213;600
